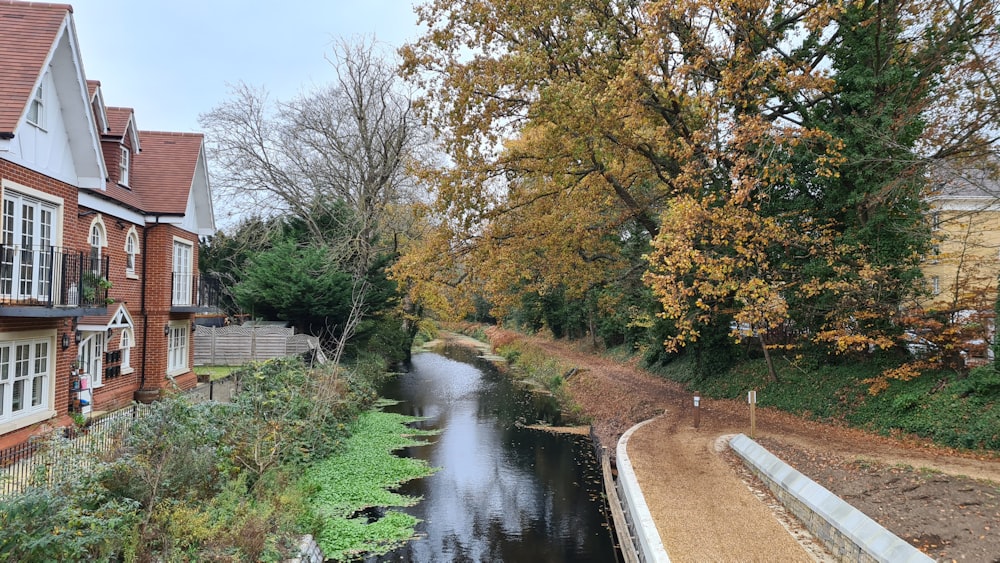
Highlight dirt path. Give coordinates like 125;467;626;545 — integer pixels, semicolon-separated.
482;330;1000;561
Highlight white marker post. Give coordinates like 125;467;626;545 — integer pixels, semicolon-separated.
693;393;701;429
748;390;757;438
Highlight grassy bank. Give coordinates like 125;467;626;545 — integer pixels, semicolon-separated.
0;357;439;561
644;351;1000;452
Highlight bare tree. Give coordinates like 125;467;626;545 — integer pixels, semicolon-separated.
201;37;421;364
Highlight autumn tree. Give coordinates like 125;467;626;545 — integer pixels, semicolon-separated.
397;0;1000;376
394;1;694;344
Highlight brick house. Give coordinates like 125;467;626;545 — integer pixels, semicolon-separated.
0;1;217;449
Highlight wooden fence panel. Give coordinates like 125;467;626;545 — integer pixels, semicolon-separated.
194;325;317;365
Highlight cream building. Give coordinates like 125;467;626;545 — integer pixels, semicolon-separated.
921;165;1000;311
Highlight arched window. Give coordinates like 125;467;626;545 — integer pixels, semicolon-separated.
88;218;107;276
124;227;139;276
120;328;133;371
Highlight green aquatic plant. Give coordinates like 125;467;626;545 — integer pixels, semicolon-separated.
301;410;439;560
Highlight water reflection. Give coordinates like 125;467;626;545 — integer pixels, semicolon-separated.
376;350;616;563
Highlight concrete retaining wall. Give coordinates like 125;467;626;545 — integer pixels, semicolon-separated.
729;434;933;563
616;418;671;563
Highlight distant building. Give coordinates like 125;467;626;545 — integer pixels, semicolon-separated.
921;164;1000;310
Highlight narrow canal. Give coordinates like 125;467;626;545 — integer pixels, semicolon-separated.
374;345;619;562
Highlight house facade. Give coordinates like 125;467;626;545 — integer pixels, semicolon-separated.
0;1;217;449
921;165;1000;311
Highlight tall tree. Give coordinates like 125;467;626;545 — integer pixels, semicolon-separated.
202;37;422;363
397;0;1000;371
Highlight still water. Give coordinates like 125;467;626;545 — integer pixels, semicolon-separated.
375;346;619;563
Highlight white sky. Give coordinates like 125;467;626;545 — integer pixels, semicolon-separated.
72;0;423;133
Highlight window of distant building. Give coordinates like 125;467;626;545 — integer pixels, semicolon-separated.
931;211;941;231
89;218;107;275
120;328;133;374
167;321;188;375
0;333;54;430
931;276;941;295
172;238;193;305
1;188;57;301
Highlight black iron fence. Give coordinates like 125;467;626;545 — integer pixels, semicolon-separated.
0;373;248;498
0;403;150;498
0;245;110;308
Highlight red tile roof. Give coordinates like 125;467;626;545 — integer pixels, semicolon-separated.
86;79;99;99
104;106;132;139
130;131;203;214
101;179;145;210
0;1;71;135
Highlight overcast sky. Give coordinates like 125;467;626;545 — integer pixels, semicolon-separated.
72;0;423;133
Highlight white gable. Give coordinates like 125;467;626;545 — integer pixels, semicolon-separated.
0;14;105;189
181;143;216;236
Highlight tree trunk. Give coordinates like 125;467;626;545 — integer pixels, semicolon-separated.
759;331;779;383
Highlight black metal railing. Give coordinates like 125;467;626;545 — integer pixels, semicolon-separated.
0;404;151;497
0;246;109;309
62;252;111;308
172;272;221;310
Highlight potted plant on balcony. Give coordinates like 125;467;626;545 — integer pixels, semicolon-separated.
81;272;112;304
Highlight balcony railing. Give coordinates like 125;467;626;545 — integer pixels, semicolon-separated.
171;272;221;311
0;246;109;310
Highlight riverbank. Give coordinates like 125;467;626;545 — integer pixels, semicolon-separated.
468;328;1000;561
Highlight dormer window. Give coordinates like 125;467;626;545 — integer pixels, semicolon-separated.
26;84;44;128
119;146;130;186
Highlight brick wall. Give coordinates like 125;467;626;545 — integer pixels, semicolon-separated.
140;223;198;392
0;163;86;448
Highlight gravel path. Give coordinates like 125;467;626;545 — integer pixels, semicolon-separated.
627;411;825;561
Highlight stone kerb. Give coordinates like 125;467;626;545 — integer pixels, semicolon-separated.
617;417;672;563
729;434;933;563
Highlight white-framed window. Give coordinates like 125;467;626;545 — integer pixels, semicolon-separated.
78;332;105;387
931;276;941;295
120;328;133;372
88;217;107;282
1;190;56;301
26;83;44;128
931;211;941;231
0;337;51;425
167;322;189;374
172;238;193;305
119;146;130;186
124;228;139;277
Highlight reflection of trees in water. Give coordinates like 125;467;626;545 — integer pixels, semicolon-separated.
376;351;616;562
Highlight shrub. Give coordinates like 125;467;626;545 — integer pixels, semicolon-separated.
0;470;140;561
